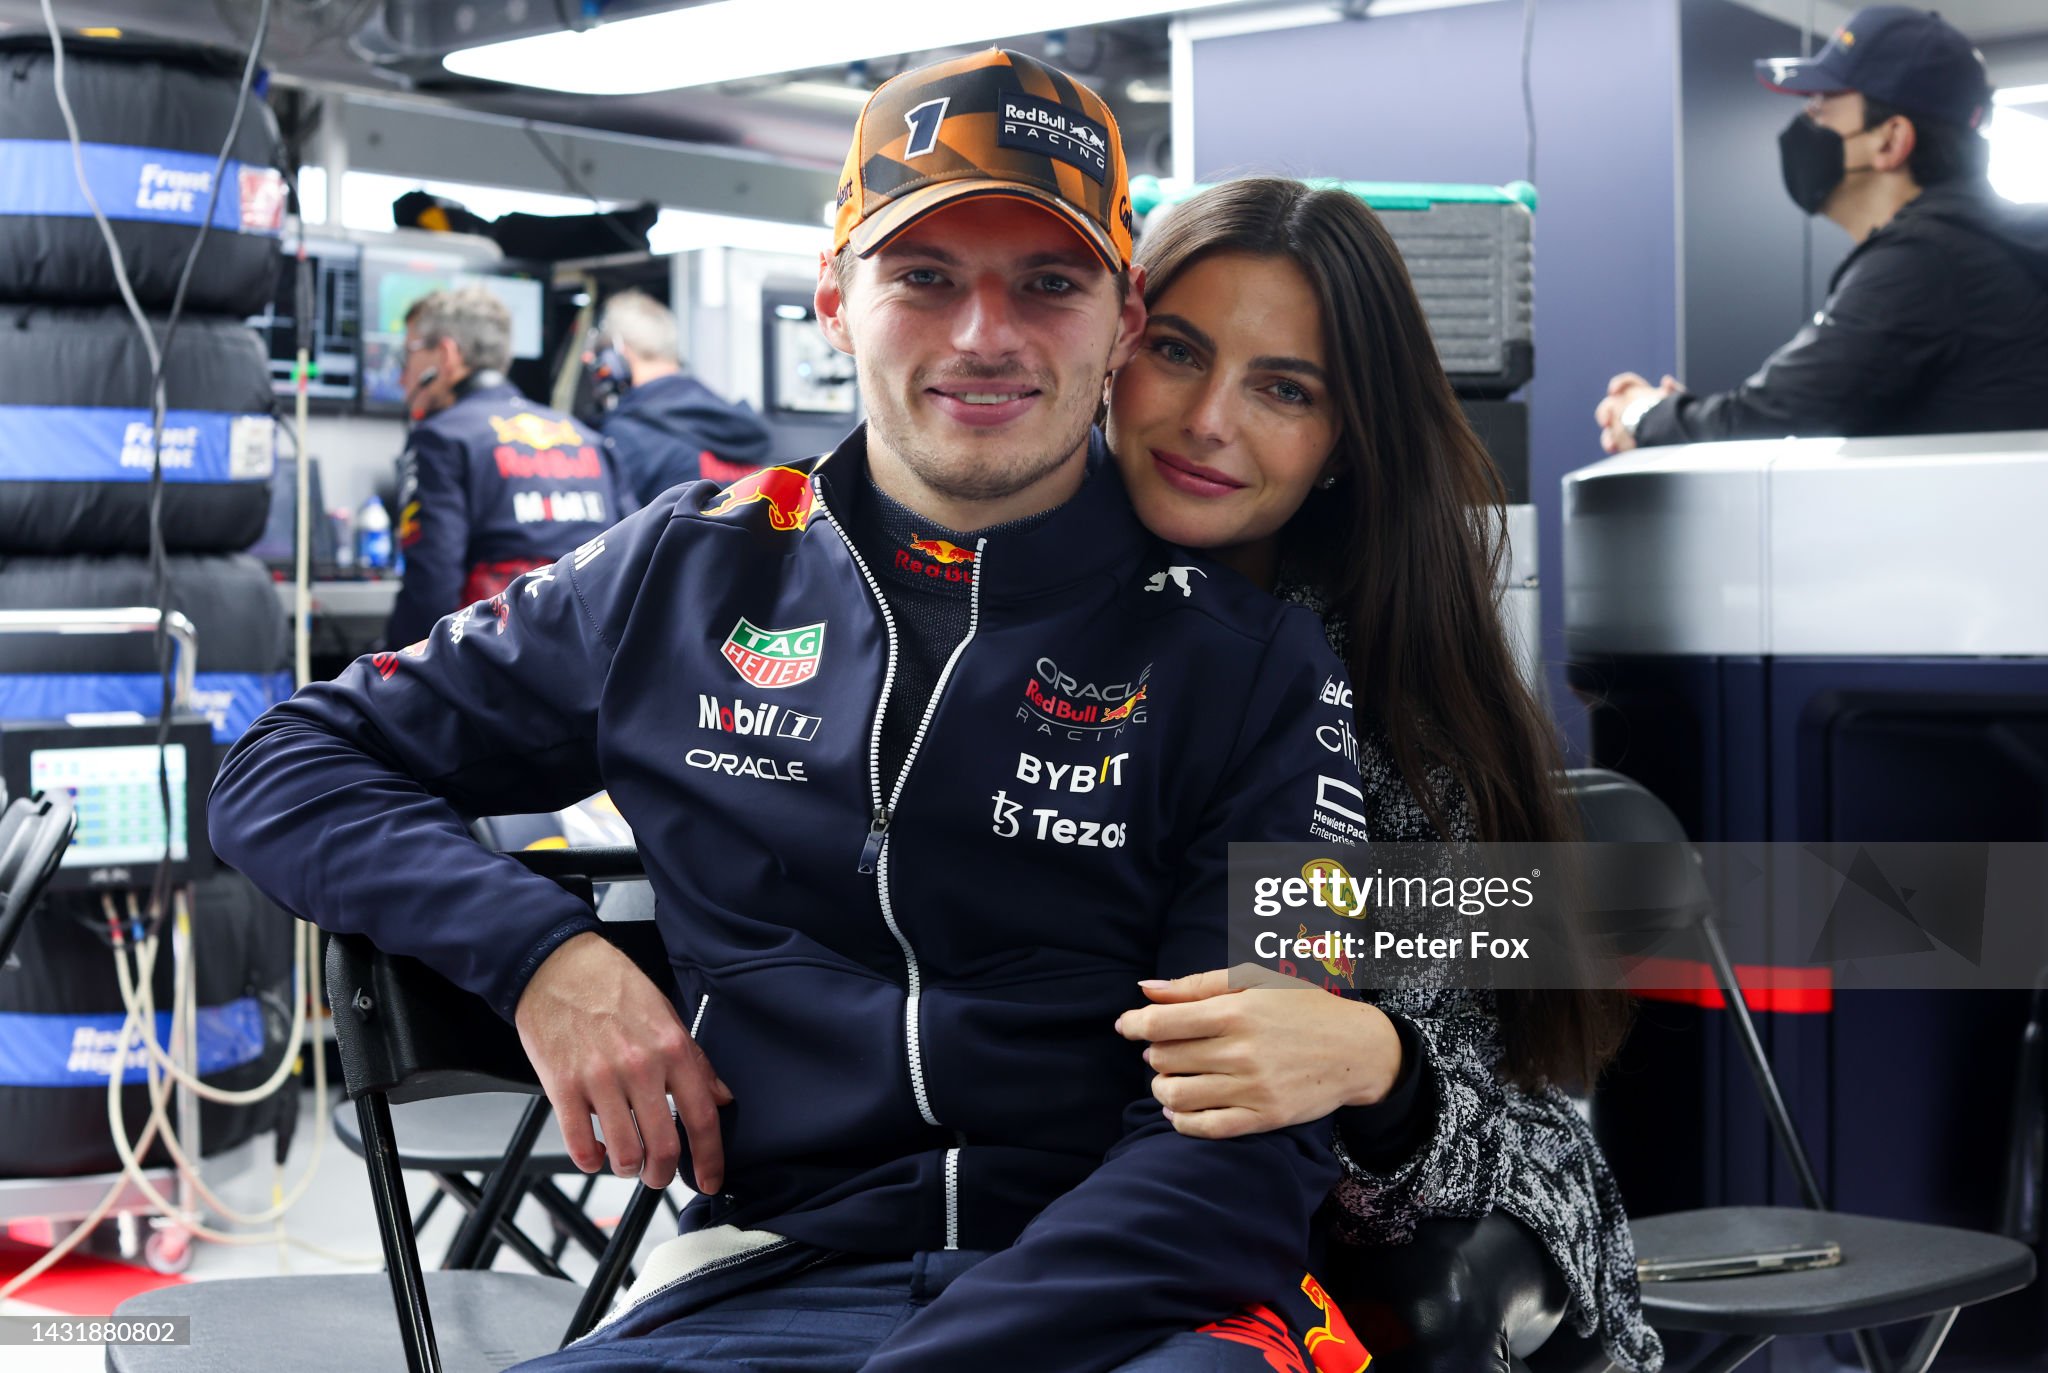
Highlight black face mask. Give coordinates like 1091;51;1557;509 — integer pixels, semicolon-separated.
1778;113;1846;215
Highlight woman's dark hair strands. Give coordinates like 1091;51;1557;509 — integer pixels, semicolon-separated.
1135;178;1632;1090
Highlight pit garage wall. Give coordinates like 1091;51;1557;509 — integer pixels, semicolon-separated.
1184;0;1883;761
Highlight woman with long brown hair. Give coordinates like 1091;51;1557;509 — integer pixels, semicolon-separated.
1108;177;1659;1372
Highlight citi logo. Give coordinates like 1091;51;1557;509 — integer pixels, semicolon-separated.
697;695;821;741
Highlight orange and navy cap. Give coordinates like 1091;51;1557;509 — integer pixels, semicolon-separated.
832;48;1134;273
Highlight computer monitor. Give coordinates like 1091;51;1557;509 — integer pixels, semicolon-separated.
358;244;547;414
0;718;216;889
249;236;362;405
247;456;337;574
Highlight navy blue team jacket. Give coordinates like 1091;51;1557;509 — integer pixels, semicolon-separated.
212;427;1360;1371
388;376;627;647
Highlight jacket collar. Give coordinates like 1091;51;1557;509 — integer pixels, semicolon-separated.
811;424;1146;602
453;369;513;403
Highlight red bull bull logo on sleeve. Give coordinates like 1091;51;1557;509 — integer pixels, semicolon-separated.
706;465;816;532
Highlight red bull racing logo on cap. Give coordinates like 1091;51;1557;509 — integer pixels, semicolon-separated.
721;617;825;690
706;465;815;532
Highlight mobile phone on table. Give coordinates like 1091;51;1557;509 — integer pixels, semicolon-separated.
1635;1241;1842;1282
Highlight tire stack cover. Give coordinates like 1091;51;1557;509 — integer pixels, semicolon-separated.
0;36;287;316
0;871;297;1178
0;304;275;554
0;551;290;743
0;38;296;1180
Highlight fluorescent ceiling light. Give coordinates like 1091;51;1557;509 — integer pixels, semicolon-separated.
1988;105;2048;205
1994;83;2048;108
774;80;879;108
444;0;1252;95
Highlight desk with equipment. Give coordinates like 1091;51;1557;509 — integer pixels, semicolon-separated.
253;456;400;674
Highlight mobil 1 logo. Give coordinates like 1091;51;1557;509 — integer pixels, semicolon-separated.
697;695;822;742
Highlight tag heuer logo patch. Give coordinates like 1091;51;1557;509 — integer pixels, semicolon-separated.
721;618;824;689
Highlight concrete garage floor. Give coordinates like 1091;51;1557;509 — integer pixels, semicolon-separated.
1;1089;684;1372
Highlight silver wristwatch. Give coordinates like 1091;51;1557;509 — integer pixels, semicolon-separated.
1620;390;1665;438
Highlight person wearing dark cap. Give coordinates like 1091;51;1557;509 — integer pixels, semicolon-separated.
1597;5;2048;451
211;46;1370;1373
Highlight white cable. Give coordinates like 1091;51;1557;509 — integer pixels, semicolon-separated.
0;1049;169;1305
113;909;331;1229
112;888;308;1105
100;929;370;1254
9;0;377;1277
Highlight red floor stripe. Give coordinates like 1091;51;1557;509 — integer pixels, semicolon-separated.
1625;956;1836;1013
0;1235;186;1314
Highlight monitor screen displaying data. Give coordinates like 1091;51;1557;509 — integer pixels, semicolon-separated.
358;246;546;412
248;236;363;404
32;743;189;868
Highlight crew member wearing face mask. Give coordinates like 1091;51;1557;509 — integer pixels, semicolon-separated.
386;285;630;647
1596;5;2048;453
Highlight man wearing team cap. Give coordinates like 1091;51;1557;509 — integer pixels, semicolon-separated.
1598;5;2048;450
213;47;1369;1372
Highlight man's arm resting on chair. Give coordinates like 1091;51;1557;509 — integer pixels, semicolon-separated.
210;493;728;1191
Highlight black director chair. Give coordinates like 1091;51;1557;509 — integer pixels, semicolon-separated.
1568;769;2036;1373
110;846;671;1373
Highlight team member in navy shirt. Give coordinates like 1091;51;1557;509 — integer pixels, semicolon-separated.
386;285;628;646
215;50;1371;1372
598;288;772;501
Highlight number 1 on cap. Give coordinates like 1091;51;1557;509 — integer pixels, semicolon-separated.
903;98;949;159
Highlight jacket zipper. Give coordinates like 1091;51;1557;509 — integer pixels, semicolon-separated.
814;490;988;1153
944;1146;962;1251
689;993;710;1040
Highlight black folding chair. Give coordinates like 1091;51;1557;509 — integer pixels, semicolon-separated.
0;790;76;968
331;1091;620;1277
1569;768;2037;1373
110;846;671;1372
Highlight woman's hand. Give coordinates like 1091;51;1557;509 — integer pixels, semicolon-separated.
1113;965;1403;1139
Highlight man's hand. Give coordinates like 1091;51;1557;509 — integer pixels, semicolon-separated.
1595;372;1681;454
1113;966;1402;1139
513;931;733;1193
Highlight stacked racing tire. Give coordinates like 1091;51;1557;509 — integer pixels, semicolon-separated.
0;35;296;1200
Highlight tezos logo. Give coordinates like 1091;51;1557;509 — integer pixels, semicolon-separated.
990;790;1128;849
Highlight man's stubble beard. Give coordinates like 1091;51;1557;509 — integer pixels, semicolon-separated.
866;352;1110;506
